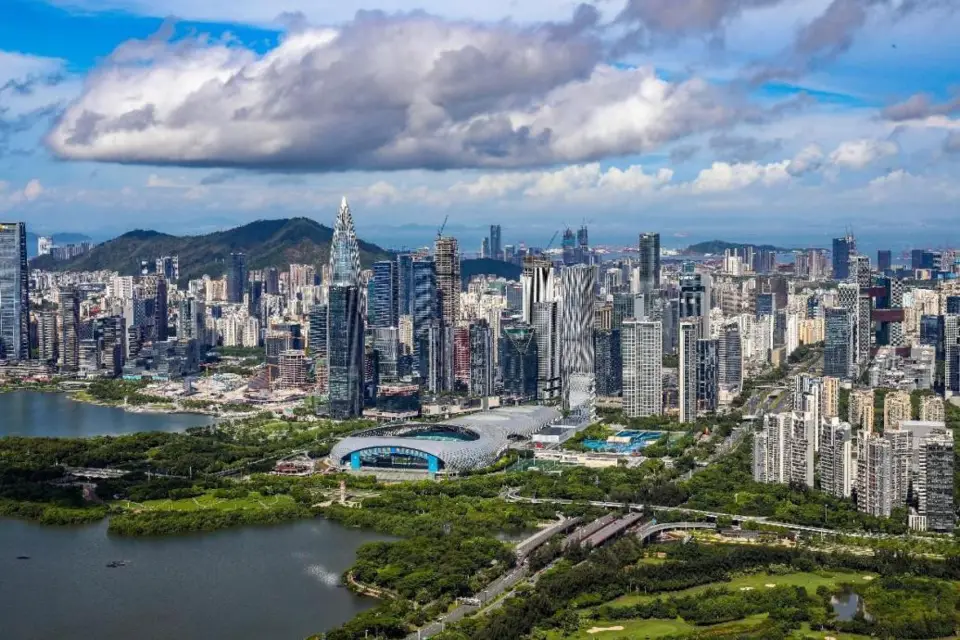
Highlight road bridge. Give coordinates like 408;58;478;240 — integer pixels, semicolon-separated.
515;516;580;558
63;467;129;479
635;521;714;542
562;513;618;548
504;490;887;540
583;513;644;548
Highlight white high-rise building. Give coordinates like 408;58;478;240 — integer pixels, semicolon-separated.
753;411;814;488
111;276;134;300
718;321;743;393
530;301;560;401
857;432;894;518
242;317;260;348
789;412;815;488
920;396;945;422
883;428;912;508
398;315;414;356
785;312;800;357
821;376;840;419
884;390;911;432
679;322;697;423
622;318;662;417
521;257;555;324
37;236;53;256
792;374;822;449
753;413;790;484
818;419;854;498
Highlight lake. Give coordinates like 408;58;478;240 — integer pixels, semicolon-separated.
0;390;214;437
0;517;390;640
832;591;871;622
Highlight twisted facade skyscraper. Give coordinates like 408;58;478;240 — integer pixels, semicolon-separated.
560;265;596;414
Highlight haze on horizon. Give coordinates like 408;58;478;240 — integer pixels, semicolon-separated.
2;0;959;248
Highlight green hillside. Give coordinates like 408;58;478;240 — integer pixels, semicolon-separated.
460;258;521;288
683;240;790;255
29;218;393;282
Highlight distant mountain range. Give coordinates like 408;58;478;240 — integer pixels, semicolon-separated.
25;232;93;259
29;218;393;282
682;240;798;255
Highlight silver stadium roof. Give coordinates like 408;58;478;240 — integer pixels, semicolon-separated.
329;405;562;473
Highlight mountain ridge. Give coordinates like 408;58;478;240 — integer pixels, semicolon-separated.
682;240;812;255
29;217;393;282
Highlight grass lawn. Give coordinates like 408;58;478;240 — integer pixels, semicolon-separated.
791;623;874;640
119;492;295;513
545;614;769;639
608;570;876;607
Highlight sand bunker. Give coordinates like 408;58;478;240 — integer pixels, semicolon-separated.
587;626;625;634
765;583;777;588
862;576;875;581
739;587;754;591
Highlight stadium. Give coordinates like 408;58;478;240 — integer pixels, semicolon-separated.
329;406;562;474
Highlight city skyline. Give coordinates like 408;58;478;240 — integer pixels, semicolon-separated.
2;0;960;244
6;0;960;629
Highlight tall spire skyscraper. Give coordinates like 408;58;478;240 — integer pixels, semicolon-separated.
327;197;364;418
330;196;361;287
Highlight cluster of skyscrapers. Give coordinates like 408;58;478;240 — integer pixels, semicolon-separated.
754;375;954;532
2;215;960;532
319;211;604;421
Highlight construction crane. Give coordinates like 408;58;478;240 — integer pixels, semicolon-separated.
545;230;559;251
437;214;449;239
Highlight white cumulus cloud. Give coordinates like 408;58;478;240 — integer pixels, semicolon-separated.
22;179;43;200
46;14;742;171
691;160;790;193
828;139;898;170
786;144;824;176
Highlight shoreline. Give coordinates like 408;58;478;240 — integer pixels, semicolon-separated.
1;385;244;419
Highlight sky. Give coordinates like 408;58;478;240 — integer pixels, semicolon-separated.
1;0;960;253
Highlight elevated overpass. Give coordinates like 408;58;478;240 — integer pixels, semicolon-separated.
636;520;714;542
515;516;581;558
562;514;618;548
503;490;885;540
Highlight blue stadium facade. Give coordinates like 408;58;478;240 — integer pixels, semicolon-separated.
329;406;560;473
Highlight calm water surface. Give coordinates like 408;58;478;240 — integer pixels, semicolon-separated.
1;391;388;639
831;591;871;622
0;390;214;437
0;518;389;640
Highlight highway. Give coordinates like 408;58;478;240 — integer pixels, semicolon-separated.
742;350;822;419
502;489;892;540
514;516;581;557
404;515;581;640
583;513;644;547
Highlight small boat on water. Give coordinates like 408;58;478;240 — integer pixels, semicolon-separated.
16;556;30;560
106;560;129;568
